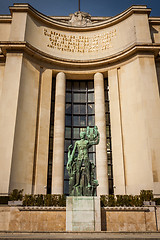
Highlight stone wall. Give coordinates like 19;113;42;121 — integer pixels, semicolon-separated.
102;207;159;232
156;207;160;231
0;207;66;232
0;206;160;232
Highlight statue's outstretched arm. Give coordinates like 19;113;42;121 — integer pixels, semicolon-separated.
89;132;100;146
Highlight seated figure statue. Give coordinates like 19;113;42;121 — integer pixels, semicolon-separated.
67;126;100;196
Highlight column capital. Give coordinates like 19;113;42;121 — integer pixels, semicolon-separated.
56;72;66;78
94;72;104;78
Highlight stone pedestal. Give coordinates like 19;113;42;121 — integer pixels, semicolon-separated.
66;196;101;231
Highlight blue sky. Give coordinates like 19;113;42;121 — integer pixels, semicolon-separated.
0;0;160;17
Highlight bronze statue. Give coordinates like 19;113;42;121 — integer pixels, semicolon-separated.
67;126;100;196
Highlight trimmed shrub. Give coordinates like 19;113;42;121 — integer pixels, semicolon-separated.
9;189;23;201
108;195;116;207
100;195;107;207
101;194;143;207
100;195;116;207
34;194;44;206
44;194;53;206
23;194;35;206
58;194;66;207
22;194;66;207
133;195;143;207
140;190;153;202
116;195;124;207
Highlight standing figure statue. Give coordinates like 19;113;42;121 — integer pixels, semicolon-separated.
67;126;100;196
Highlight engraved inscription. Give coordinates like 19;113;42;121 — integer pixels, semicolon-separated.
43;29;117;53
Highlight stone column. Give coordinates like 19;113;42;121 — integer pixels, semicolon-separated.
52;72;66;194
94;72;108;195
9;57;40;194
108;69;126;195
34;69;52;194
0;53;24;194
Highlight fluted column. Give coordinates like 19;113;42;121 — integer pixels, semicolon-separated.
94;72;108;195
52;72;66;194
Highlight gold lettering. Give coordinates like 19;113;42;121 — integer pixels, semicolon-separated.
44;28;116;52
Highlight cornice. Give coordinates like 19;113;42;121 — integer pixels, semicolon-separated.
9;4;151;32
49;16;111;22
149;17;160;25
0;41;159;69
0;15;12;23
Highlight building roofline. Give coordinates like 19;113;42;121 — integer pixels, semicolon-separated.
8;3;151;31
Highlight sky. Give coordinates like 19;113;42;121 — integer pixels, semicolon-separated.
0;0;160;17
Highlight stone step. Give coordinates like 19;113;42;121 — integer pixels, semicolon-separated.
0;232;160;240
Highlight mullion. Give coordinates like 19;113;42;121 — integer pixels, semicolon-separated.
71;83;74;146
86;83;88;125
85;83;88;126
47;78;56;194
104;78;113;195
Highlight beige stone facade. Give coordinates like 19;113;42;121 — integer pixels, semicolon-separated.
0;3;160;196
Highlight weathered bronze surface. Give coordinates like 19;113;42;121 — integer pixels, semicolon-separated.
67;126;100;196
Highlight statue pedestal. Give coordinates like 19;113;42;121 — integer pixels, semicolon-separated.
66;196;101;231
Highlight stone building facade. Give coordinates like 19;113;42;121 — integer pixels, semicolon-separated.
0;3;160;197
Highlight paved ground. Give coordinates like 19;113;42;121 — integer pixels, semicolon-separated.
0;232;160;240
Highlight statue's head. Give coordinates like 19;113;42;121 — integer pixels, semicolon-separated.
80;131;86;139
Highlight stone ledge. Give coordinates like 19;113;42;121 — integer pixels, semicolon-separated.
1;41;160;69
103;207;150;212
18;206;66;211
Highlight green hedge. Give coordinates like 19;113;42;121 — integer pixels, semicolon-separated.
6;189;66;207
9;189;23;201
23;194;66;207
101;195;143;207
101;190;154;207
3;189;158;207
140;190;153;202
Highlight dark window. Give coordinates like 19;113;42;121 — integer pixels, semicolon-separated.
47;78;56;194
47;78;113;195
104;78;114;194
64;80;95;195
